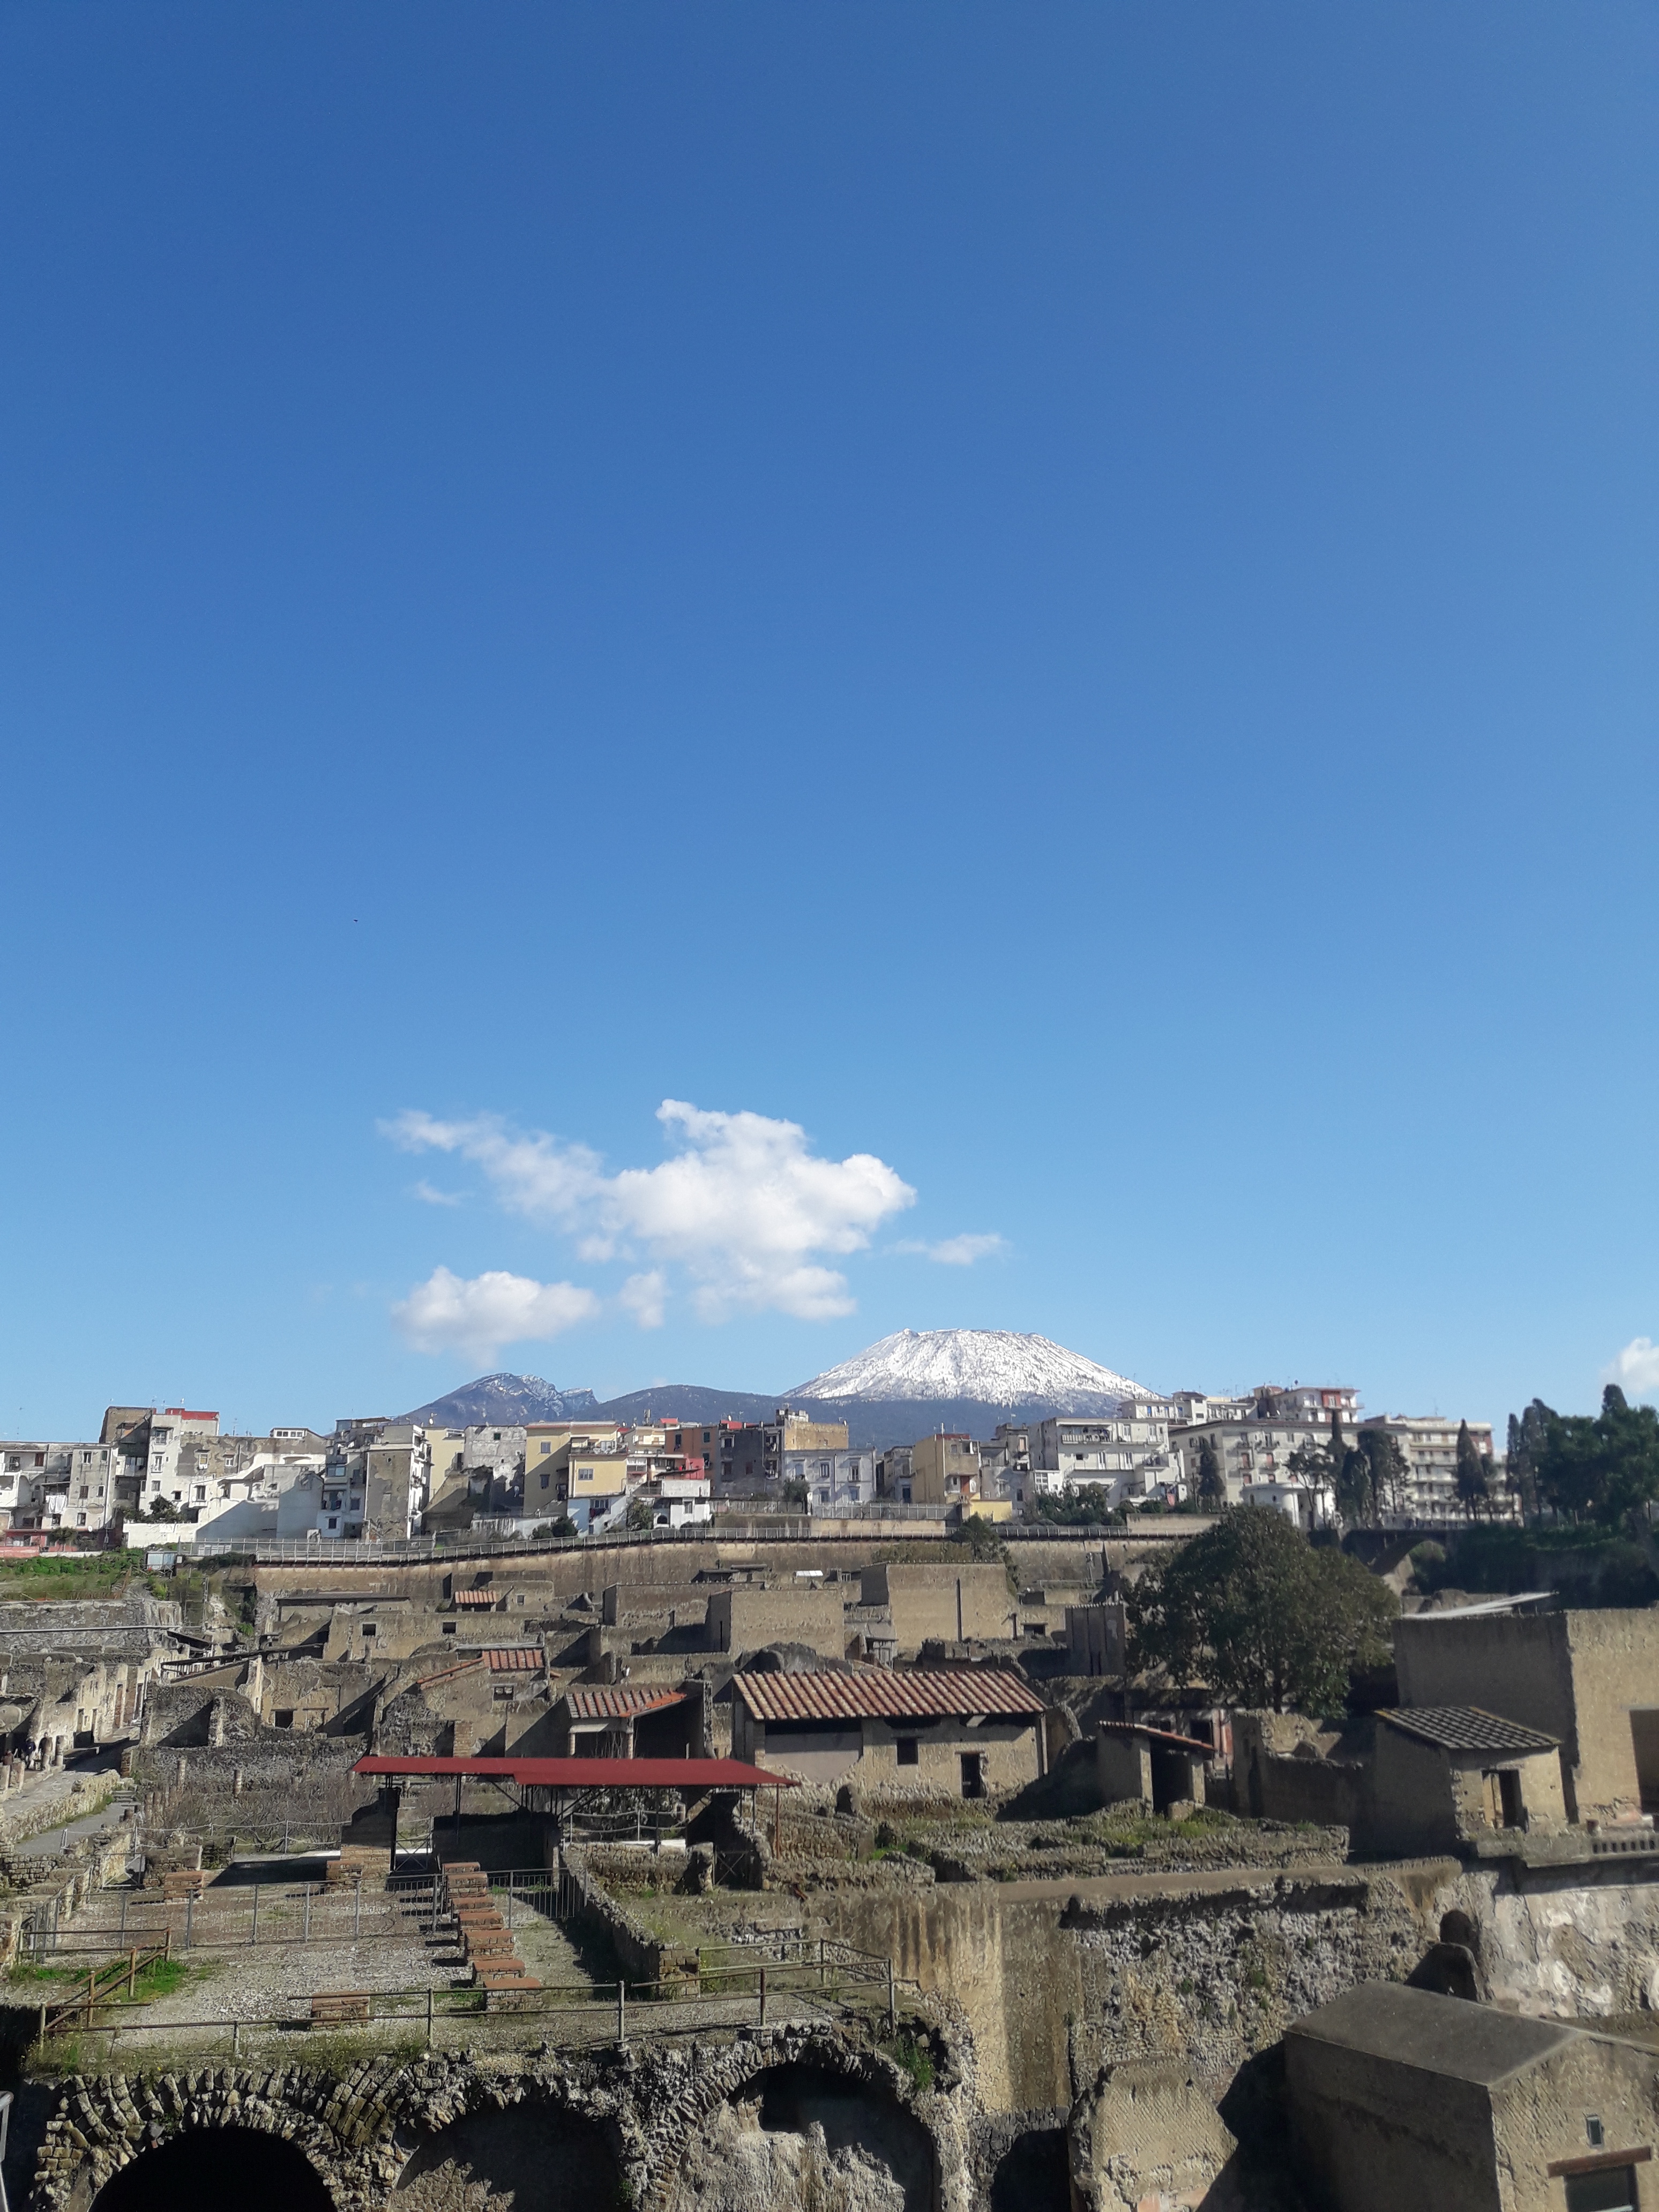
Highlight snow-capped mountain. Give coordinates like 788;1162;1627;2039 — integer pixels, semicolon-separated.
399;1373;600;1428
788;1329;1148;1411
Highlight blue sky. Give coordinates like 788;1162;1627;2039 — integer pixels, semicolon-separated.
3;2;1657;1439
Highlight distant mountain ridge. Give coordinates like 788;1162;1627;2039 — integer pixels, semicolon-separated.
399;1372;599;1428
402;1329;1153;1453
588;1385;783;1428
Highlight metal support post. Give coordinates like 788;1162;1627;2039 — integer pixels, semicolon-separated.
184;1893;193;1951
758;1967;766;2028
231;2020;240;2059
126;1950;136;1999
425;1987;433;2049
303;1884;312;1942
251;1884;258;1944
354;1881;361;1941
617;1981;626;2045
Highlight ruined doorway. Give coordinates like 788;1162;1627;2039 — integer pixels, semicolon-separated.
674;2062;937;2212
90;2129;333;2212
397;2105;621;2212
1630;1709;1659;1813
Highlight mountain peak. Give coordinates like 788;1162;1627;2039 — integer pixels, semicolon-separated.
787;1328;1147;1411
398;1372;599;1428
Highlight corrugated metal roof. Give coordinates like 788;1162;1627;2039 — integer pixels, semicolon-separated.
565;1685;687;1720
453;1590;498;1608
484;1647;543;1672
1380;1705;1559;1755
732;1667;1045;1724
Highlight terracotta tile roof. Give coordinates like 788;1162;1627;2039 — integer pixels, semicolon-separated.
732;1667;1045;1724
453;1590;498;1608
1098;1720;1215;1757
1380;1705;1559;1755
564;1685;688;1720
483;1647;543;1673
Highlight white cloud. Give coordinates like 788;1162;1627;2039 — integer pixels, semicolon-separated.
393;1266;599;1365
413;1180;462;1207
893;1232;1006;1267
385;1100;915;1321
1603;1337;1659;1399
620;1271;668;1329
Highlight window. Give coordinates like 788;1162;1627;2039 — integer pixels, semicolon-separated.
273;1709;294;1729
896;1739;919;1766
442;1621;457;1635
1565;2169;1639;2212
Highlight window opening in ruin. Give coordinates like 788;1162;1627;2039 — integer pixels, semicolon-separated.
896;1739;919;1767
1565;2168;1638;2212
1630;1710;1659;1814
960;1751;986;1798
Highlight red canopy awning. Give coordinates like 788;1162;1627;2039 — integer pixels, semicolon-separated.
354;1753;792;1789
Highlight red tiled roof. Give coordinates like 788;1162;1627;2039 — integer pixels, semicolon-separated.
355;1754;790;1789
484;1647;542;1673
732;1667;1045;1724
565;1685;687;1719
1097;1720;1214;1757
453;1590;498;1608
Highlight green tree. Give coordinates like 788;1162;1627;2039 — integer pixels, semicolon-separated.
1357;1428;1408;1520
1196;1437;1225;1509
1534;1387;1659;1530
1125;1505;1397;1712
1335;1446;1376;1528
1455;1420;1491;1521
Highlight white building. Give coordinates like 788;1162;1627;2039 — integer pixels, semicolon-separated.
1358;1414;1501;1525
1169;1385;1359;1508
1242;1476;1336;1531
782;1448;877;1510
1030;1402;1179;1508
0;1443;50;1531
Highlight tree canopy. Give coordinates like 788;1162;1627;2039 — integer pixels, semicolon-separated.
1125;1505;1397;1712
1529;1386;1659;1529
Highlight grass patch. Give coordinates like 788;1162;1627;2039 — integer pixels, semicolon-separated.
880;2030;935;2095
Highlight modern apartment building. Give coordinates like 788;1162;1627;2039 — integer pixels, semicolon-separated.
1168;1385;1358;1507
781;1446;876;1509
1031;1400;1180;1507
1357;1414;1500;1523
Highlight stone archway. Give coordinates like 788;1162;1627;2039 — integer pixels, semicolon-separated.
395;2105;623;2212
668;2058;938;2212
88;2127;335;2212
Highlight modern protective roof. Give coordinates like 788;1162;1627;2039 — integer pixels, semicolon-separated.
1379;1706;1559;1755
355;1753;790;1789
484;1647;542;1672
731;1667;1046;1724
453;1590;499;1608
564;1685;687;1719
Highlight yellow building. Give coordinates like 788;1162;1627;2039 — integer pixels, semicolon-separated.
524;1430;628;1515
910;1433;983;1507
781;1416;850;1453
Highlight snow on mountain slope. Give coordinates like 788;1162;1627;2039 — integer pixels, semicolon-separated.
788;1329;1148;1410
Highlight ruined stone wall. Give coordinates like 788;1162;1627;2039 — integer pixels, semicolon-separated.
26;2025;974;2212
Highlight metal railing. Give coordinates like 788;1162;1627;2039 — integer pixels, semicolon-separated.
30;1946;915;2060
